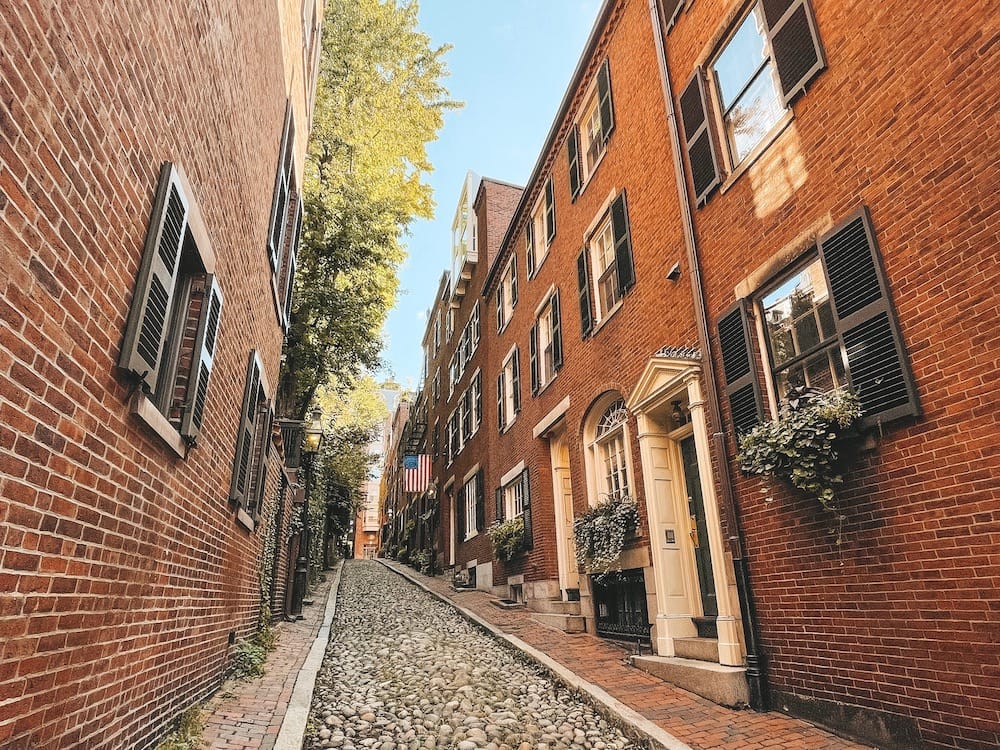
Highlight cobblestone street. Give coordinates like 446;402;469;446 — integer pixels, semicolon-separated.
307;560;642;750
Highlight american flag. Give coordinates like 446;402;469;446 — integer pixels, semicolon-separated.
403;454;431;493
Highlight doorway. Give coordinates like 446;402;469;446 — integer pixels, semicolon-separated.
681;435;717;619
548;422;579;596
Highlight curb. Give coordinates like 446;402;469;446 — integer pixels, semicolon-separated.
274;561;345;750
377;559;693;750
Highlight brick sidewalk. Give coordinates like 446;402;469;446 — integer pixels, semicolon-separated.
380;560;872;750
197;573;337;750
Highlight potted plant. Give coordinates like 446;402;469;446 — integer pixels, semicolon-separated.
487;516;525;562
573;495;640;578
738;386;863;516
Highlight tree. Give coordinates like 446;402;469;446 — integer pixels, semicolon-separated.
278;0;459;419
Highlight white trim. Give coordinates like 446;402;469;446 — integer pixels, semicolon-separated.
173;163;216;274
534;284;557;317
500;460;526;487
584;188;619;240
130;392;187;459
462;463;481;483
532;396;571;438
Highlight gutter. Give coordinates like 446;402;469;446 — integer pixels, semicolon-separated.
647;0;768;712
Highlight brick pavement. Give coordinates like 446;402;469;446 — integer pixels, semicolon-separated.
380;560;873;750
197;573;337;750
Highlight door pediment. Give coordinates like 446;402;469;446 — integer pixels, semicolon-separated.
627;354;701;415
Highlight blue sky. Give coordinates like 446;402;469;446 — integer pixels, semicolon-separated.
379;0;603;389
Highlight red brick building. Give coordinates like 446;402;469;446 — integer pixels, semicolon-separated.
392;1;998;749
0;1;321;747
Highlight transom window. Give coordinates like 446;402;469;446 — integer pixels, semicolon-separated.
711;6;787;164
761;256;845;398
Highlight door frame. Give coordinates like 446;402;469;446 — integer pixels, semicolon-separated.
547;421;580;595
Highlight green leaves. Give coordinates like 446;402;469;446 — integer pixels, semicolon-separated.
488;517;526;562
573;496;640;578
738;388;863;512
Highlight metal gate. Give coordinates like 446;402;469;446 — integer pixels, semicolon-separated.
592;568;650;642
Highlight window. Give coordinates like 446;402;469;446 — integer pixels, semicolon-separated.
471;371;482;433
230;350;275;527
449;302;481;392
496;348;521;431
431;421;439;461
462;470;483;540
585;396;632;506
680;0;825;204
496;255;519;331
530;291;562;394
578;191;635;336
118;163;224;453
267;103;302;330
446;307;455;341
526;179;556;277
568;58;615;199
719;207;919;436
433;311;441;355
432;369;440;405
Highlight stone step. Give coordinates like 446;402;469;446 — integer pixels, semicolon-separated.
631;655;748;708
527;598;582;615
531;612;587;633
673;636;719;662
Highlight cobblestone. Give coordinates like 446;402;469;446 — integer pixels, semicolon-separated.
306;560;641;750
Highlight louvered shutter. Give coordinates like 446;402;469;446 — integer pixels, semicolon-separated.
567;127;581;200
551;291;563;371
281;199;302;329
577;248;594;338
818;208;919;425
520;469;533;550
544;177;556;243
268;105;293;273
525;224;535;277
230;351;263;504
597;58;615;142
512;352;521;413
761;0;825;105
496;372;506;431
249;401;275;518
180;275;223;440
661;0;684;33
678;70;721;206
456;484;465;540
529;323;539;395
496;287;504;331
475;469;485;532
510;258;518;306
718;301;764;436
474;372;483;429
611;191;635;296
119;162;188;394
495;486;504;523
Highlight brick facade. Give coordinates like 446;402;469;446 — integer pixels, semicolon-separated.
0;1;320;748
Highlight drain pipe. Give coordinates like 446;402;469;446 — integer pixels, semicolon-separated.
647;0;767;711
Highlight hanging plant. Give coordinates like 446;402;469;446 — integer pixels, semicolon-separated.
488;517;525;562
738;386;863;513
573;495;640;578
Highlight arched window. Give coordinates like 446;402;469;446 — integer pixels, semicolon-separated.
587;396;632;502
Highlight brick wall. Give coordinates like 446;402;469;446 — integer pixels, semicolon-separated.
0;1;316;747
664;0;999;746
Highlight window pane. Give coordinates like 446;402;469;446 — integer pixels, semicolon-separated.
763;259;833;370
725;65;784;161
775;346;845;397
714;10;768;109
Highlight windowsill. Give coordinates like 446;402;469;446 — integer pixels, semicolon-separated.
236;507;255;532
130;392;187;459
535;371;559;398
500;416;518;435
463;531;478;542
528;247;551;280
719;112;795;195
590;298;624;337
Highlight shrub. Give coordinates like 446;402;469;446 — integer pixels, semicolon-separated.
487;517;525;562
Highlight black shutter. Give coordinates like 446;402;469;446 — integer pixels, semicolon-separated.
496;372;505;431
818;207;919;425
718;301;764;436
281;199;302;330
529;323;539;395
230;351;262;504
551;291;563;370
544;177;556;243
520;469;533;550
678;69;721;206
119;162;188;394
495;486;504;523
611;191;635;296
567;127;581;200
180;275;223;440
475;469;485;532
496;287;504;331
510;257;518;306
525;224;535;277
268;104;294;273
577;248;594;338
456;485;465;541
761;0;825;105
249;401;275;518
597;58;615;142
512;351;521;413
474;372;482;429
662;0;684;33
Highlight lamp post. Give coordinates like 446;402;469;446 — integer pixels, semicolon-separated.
291;407;324;619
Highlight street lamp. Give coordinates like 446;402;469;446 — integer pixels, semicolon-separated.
291;407;324;618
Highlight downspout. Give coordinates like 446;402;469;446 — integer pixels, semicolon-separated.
647;0;768;711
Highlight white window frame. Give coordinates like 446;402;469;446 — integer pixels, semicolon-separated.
463;471;479;540
529;194;550;276
538;299;557;388
503;349;518;430
585;395;634;506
